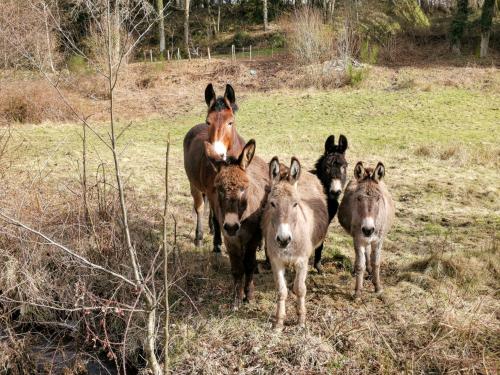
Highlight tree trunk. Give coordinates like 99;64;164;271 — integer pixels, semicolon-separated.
217;2;221;33
480;31;490;57
184;0;191;59
43;2;55;73
158;0;166;54
450;0;468;55
479;0;495;58
263;0;268;31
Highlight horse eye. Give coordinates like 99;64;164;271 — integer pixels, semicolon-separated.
270;202;276;208
293;202;298;208
228;122;233;127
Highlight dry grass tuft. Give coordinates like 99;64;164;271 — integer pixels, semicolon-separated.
0;81;73;124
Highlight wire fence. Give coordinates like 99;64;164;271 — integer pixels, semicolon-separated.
137;45;284;63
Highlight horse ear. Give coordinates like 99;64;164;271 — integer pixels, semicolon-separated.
224;84;236;106
338;135;348;153
269;156;280;183
325;135;335;153
354;162;364;180
239;139;256;170
204;141;222;171
205;83;216;107
289;157;301;185
372;162;385;182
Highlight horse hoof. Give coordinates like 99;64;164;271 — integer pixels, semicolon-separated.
353;291;362;301
213;245;222;253
194;239;203;248
273;323;284;332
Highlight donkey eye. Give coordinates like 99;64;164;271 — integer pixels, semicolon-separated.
270;202;276;208
293;202;298;208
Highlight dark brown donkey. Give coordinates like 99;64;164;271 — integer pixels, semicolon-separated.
311;135;348;273
204;140;269;309
183;84;245;252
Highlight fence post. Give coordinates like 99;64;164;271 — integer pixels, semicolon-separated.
208;47;211;60
249;45;252;61
177;48;180;60
150;49;153;62
167;50;170;60
231;44;235;61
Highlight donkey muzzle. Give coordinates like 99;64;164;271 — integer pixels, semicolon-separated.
223;222;240;236
362;226;375;237
276;235;291;248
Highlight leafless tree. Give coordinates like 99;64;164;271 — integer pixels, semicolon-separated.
0;1;172;374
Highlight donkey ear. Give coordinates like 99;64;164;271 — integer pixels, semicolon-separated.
269;156;280;183
354;162;365;181
224;84;236;106
204;141;223;171
372;162;385;182
239;139;256;170
325;135;335;153
338;135;348;153
289;157;301;185
205;83;216;107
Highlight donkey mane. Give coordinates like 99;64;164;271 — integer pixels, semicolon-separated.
210;97;239;112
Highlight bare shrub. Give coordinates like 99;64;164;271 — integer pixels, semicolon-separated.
0;0;60;70
283;7;335;65
0;81;73;124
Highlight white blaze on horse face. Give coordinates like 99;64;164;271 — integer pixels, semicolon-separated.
213;141;227;161
276;223;292;242
330;179;342;194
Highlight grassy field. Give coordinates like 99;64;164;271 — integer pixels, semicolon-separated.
3;82;500;373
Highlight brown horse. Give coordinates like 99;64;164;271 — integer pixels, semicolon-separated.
204;140;269;309
263;157;329;329
183;84;245;252
338;162;395;298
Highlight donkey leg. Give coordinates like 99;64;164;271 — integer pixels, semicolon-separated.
293;259;308;328
271;259;287;330
190;185;204;247
371;240;383;293
314;242;324;274
228;250;245;310
243;242;258;302
212;210;222;253
354;242;366;299
365;244;373;278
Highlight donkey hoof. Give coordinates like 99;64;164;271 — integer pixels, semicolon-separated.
375;287;384;294
353;291;362;301
194;239;203;248
273;322;284;332
314;262;323;274
213;245;222;253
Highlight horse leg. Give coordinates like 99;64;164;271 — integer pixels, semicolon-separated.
314;242;324;274
190;185;204;247
207;197;215;235
212;211;222;253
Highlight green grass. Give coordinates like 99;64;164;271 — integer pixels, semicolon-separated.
4;84;500;373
